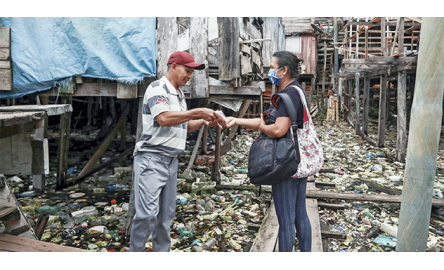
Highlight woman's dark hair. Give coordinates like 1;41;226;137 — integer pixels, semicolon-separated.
272;51;299;78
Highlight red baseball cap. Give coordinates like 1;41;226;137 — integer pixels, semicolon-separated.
167;51;205;70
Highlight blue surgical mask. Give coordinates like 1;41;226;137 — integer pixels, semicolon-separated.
268;67;284;85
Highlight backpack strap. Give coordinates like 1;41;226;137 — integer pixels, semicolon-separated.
276;92;297;127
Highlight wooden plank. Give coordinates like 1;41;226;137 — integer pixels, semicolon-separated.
342;56;417;64
38;82;117;97
250;200;279;252
363;76;370;135
306;180;323;252
57;109;71;190
0;233;91;252
31;138;49;175
218;17;240;80
305;190;444;206
378;74;387;147
355;73;361;134
399;18;405;55
321;231;347;240
317;202;345;210
0;60;10;69
0;105;72;116
381;18;387;56
117;83;138;99
407;17;422;23
0;27;11;48
396;70;407;162
157;17;178;78
0;68;12;90
0;48;10;60
208;83;262;96
190;17;209;98
240;54;252;75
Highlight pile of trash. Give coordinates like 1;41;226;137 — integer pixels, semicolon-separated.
2;119;444;252
313;120;444;252
1;129;272;252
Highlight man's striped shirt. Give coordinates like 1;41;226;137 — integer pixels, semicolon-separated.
134;76;188;157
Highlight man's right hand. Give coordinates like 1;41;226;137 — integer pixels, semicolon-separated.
199;108;219;122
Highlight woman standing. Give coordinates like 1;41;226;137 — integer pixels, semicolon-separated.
223;51;312;252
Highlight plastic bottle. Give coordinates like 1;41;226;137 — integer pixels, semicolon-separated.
250;204;259;212
211;195;225;203
109;230;119;240
36;206;62;215
16;190;36;198
203;238;217;250
380;223;397;238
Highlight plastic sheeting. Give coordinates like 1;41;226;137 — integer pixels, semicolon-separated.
0;17;157;99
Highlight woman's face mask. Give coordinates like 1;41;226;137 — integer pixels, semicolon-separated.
268;67;284;85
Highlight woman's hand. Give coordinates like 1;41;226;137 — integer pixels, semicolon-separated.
221;117;237;129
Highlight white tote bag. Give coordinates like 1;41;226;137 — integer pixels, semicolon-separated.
289;85;324;178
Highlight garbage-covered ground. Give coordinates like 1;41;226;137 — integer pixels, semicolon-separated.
1;118;444;252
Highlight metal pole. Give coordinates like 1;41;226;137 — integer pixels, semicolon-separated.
396;17;444;252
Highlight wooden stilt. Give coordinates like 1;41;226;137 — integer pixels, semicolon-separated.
56;97;72;190
378;74;387;147
355;73;361;133
363;76;370;135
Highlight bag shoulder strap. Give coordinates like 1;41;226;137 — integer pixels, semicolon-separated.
276;92;297;126
288;85;311;124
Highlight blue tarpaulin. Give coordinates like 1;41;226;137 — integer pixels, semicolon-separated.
0;17;157;99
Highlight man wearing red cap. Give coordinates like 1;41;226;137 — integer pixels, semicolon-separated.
129;51;221;252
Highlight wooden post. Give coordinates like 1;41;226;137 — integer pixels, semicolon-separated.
218;17;240;81
397;71;407;162
396;17;406;162
32;116;48;192
309;76;315;106
391;17;401;56
355;73;360;133
157;17;178;79
363;76;370;135
378;74;387;147
386;78;391;122
347;79;352;121
212;126;221;184
381;17;386;56
397;18;444;252
338;77;343;112
201;126;209;155
126;98;143;235
322;41;327;107
365;26;369;59
398;17;405;55
333;17;339;74
190;17;209;98
56;98;72;190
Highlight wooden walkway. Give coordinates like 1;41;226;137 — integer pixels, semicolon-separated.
250;177;323;252
0;233;92;252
